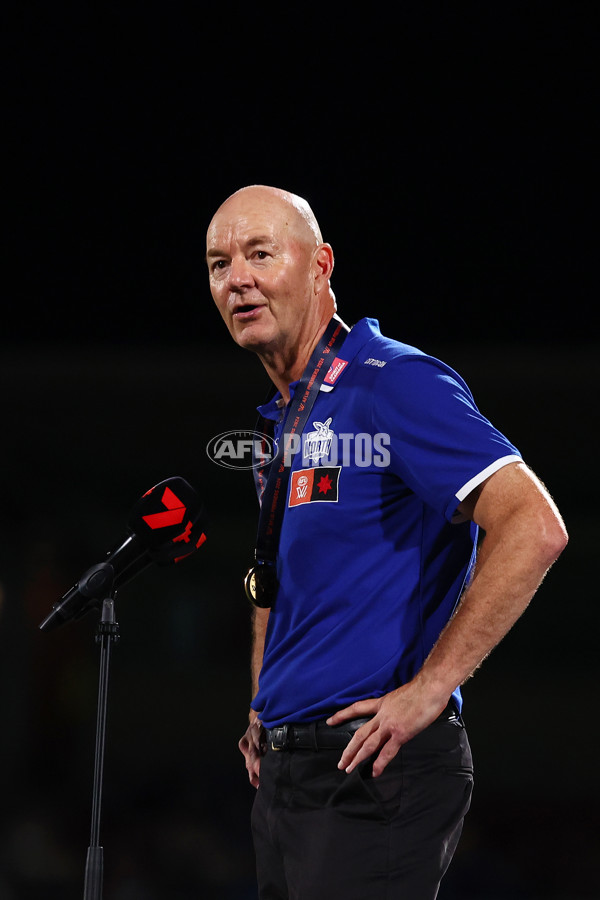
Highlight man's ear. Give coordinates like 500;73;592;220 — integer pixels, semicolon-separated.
313;243;334;292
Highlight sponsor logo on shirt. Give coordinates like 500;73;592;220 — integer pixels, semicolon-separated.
289;466;341;506
363;357;387;367
324;357;348;385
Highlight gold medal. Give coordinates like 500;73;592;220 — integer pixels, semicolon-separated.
244;563;278;608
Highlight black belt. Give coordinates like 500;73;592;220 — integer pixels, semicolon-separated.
266;703;458;751
267;717;372;751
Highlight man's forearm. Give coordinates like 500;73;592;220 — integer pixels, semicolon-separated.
250;607;270;720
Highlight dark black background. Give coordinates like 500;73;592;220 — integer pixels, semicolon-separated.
1;4;597;898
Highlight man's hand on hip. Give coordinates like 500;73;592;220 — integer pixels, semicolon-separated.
238;716;267;788
327;681;448;778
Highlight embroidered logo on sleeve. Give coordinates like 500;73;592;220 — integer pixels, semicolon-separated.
289;466;341;507
363;358;387;368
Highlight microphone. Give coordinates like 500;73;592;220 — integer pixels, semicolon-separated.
39;476;208;632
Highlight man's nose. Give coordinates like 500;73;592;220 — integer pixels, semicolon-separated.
227;255;254;291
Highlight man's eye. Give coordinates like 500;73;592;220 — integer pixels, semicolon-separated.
255;251;268;260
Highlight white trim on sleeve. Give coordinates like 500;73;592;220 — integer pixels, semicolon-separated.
455;455;522;502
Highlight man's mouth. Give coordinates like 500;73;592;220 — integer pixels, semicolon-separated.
233;303;264;319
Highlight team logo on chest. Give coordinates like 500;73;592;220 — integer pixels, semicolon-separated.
289;466;341;507
303;417;334;463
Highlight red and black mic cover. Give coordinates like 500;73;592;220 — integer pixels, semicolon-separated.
128;476;208;566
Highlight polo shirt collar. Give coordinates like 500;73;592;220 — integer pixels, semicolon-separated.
257;317;382;419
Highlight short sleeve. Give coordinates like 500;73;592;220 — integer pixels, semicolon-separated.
372;355;522;521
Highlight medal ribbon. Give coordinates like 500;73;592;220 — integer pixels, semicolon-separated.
252;316;349;572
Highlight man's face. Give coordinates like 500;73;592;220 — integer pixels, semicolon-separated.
206;191;318;356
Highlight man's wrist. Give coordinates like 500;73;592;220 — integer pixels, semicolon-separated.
410;668;455;715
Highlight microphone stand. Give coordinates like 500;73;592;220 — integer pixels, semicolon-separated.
83;579;120;900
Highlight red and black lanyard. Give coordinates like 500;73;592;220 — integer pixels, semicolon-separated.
246;316;349;607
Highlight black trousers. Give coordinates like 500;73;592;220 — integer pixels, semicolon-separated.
251;714;473;900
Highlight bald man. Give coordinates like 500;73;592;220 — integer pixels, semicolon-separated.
206;186;567;900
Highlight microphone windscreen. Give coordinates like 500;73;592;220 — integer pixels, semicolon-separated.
128;476;208;565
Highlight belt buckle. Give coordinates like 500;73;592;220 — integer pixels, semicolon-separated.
270;724;289;751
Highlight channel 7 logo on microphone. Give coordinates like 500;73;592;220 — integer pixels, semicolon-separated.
206;430;275;470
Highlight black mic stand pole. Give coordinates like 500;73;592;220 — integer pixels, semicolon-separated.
83;584;120;900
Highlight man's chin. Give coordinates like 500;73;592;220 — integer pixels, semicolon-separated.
232;320;275;353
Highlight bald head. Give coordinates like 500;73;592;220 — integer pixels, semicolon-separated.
209;185;323;251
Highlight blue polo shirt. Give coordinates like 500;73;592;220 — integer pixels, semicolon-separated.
252;318;521;728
